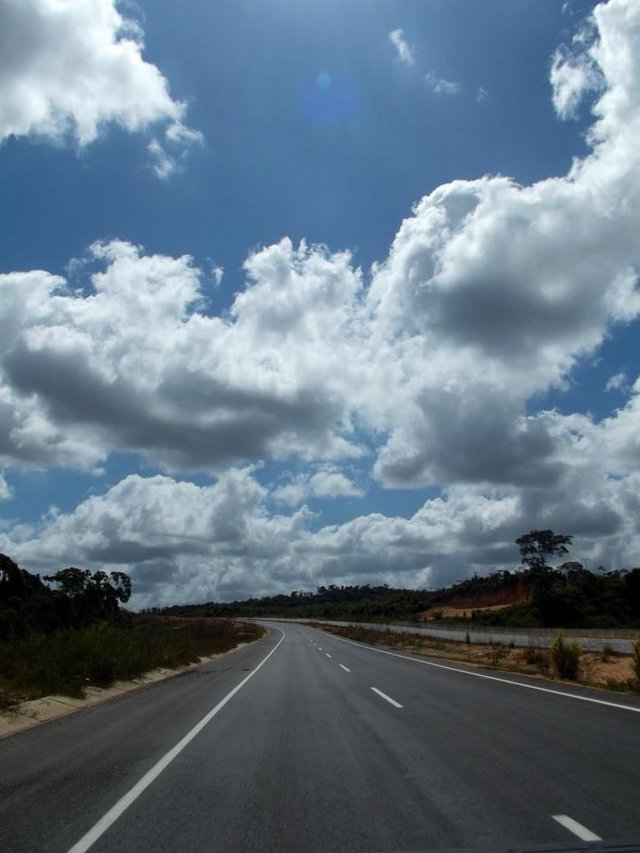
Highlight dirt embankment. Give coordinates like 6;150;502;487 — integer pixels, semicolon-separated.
420;580;533;620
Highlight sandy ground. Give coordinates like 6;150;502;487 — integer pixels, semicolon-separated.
421;603;520;620
394;638;637;688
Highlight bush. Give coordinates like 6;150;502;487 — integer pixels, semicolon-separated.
633;640;640;684
487;642;507;666
0;618;264;702
522;645;549;669
550;631;580;680
601;643;615;662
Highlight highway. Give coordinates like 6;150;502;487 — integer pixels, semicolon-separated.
1;622;640;852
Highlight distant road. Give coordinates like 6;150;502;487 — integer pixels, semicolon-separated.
2;622;640;852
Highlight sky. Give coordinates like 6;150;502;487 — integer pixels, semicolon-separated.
1;0;639;608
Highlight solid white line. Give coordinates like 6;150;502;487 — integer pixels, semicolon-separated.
326;632;640;714
339;664;351;672
371;687;403;708
552;815;602;841
325;653;332;658
67;629;286;853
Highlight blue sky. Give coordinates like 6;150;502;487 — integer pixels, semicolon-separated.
1;0;639;606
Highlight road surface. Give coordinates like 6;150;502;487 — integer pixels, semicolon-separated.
1;622;639;852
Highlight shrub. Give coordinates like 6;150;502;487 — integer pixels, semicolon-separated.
487;642;507;666
550;632;580;680
522;645;549;667
601;643;615;662
633;640;640;684
0;618;263;702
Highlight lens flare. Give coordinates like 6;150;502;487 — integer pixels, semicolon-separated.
301;72;358;127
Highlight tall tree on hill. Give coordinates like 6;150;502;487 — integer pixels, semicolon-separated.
515;530;573;625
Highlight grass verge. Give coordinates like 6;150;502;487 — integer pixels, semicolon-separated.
311;622;640;694
0;616;264;710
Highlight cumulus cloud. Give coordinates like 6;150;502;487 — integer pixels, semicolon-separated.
1;0;639;488
0;238;366;472
0;0;198;158
2;0;640;601
4;433;640;606
389;29;415;67
273;466;364;507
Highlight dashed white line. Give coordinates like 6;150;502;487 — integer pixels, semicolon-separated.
318;647;323;651
325;653;332;658
66;629;286;853
339;664;351;672
552;815;602;841
328;633;640;715
371;687;403;708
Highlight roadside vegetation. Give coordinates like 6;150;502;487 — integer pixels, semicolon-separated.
314;622;640;694
0;554;263;711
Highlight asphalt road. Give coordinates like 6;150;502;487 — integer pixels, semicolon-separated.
1;622;640;852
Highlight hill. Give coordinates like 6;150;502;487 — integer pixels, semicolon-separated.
154;564;640;629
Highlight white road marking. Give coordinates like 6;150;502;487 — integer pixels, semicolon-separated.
327;632;640;714
371;687;403;708
66;629;286;853
339;664;351;672
318;647;323;651
552;815;602;841
325;653;332;658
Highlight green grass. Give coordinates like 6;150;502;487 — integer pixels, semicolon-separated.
0;617;264;707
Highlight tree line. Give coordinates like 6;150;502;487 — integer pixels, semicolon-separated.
0;554;131;640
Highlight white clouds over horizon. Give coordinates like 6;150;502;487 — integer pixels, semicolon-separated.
1;0;640;602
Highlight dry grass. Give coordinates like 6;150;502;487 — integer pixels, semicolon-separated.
0;617;264;709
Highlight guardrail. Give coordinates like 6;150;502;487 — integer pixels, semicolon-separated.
264;617;639;653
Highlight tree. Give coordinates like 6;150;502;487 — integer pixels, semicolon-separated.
515;530;573;625
515;530;573;572
45;568;132;625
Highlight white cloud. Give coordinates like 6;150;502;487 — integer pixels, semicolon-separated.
551;42;603;119
1;0;639;492
389;28;415;67
148;121;204;179
0;472;11;502
4;436;640;606
0;238;366;472
0;0;198;156
273;466;364;507
605;371;628;393
425;72;462;96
